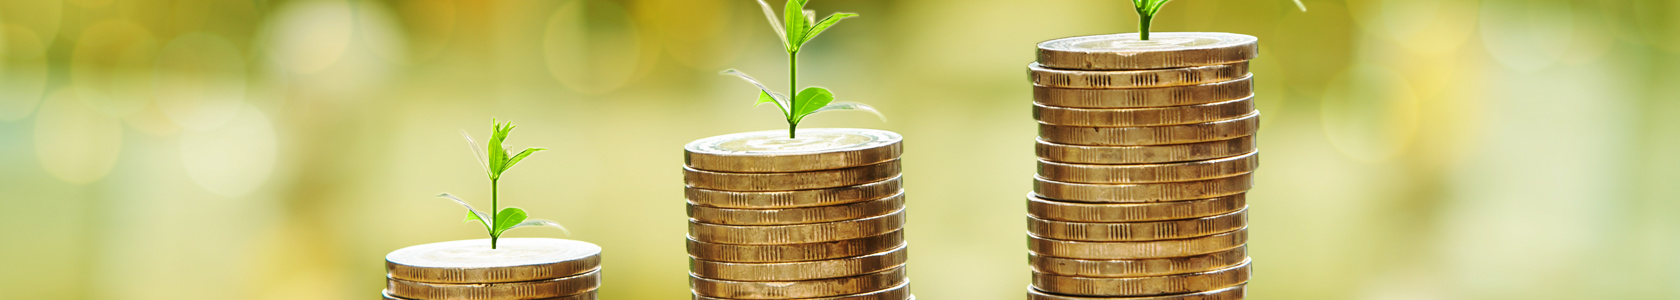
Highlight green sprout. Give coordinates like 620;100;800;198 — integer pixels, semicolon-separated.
438;120;567;249
1129;0;1306;40
722;0;883;139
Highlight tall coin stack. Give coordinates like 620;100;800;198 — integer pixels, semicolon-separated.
384;238;603;300
684;129;914;300
1025;32;1260;299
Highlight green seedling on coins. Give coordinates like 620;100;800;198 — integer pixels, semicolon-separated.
723;0;883;139
438;120;567;249
1130;0;1307;40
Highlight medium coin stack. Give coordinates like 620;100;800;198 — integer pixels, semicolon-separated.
1025;32;1260;299
683;128;914;300
384;238;603;300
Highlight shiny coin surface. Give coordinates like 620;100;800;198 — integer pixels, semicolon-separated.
1036;32;1258;70
688;176;902;209
1037;151;1258;184
693;281;911;300
1032;260;1250;296
1027;193;1246;223
688;230;905;263
684;159;900;192
1030;246;1247;277
1034;96;1254;127
385;290;598;300
1027;284;1245;300
1034;174;1251;203
386;268;600;300
1027;209;1246;242
1038;112;1258;146
1029;229;1247;260
685;129;902;173
691;266;909;299
1029;62;1249;89
1033;76;1250;109
692;243;908;281
689;191;905;225
690;209;906;245
386;238;601;284
1036;137;1255;165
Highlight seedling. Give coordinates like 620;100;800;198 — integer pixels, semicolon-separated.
723;0;883;139
1130;0;1306;40
438;120;567;249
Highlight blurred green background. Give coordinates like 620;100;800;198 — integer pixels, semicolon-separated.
2;0;1677;299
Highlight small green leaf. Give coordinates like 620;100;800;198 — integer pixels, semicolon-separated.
792;87;835;120
784;0;808;51
506;219;571;236
801;13;858;47
460;130;489;175
487;121;513;178
502;147;545;174
438;193;491;231
754;0;788;48
722;69;791;115
801;101;885;123
491;207;528;237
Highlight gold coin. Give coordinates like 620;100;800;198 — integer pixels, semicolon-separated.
1032;260;1250;296
693;281;910;300
688;191;905;225
1027;209;1246;242
1030;246;1247;277
690;209;906;245
386;268;600;300
1036;32;1258;70
1033;76;1251;109
1037;137;1256;165
684;159;900;192
1027;193;1246;223
685;128;902;173
1038;112;1258;146
385;238;601;284
385;290;597;300
1027;284;1245;300
1029;62;1249;89
1034;174;1251;203
688;176;902;209
691;266;908;299
1028;229;1247;260
688;230;905;263
1037;151;1258;184
1034;96;1253;127
692;243;908;281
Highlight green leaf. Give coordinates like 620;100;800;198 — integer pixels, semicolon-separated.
506;219;571;236
800;101;885;123
754;0;788;48
783;0;807;51
487;120;513;178
460;130;489;175
438;193;491;231
801;13;858;47
502;147;545;174
792;87;835;120
491;207;528;237
721;69;791;116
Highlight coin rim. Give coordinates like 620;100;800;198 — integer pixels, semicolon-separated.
684;128;903;173
1029;246;1248;277
1027;229;1248;260
687;230;906;263
1028;62;1249;89
689;266;909;299
1032;75;1252;109
1033;96;1255;127
1036;136;1257;165
689;209;907;245
385;238;602;284
690;243;909;281
385;268;601;300
1036;32;1259;70
1030;259;1251;297
1025;284;1245;300
683;159;901;192
1036;150;1258;184
1026;208;1247;241
688;191;906;225
1037;112;1259;146
1033;174;1253;203
1027;193;1247;222
687;177;903;209
691;281;912;300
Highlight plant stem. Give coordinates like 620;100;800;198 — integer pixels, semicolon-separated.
788;50;800;139
490;179;499;249
1139;14;1153;40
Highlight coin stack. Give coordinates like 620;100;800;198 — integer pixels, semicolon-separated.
383;238;603;300
683;128;914;300
1025;32;1260;299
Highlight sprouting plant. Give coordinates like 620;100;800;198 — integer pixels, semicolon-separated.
437;120;567;249
722;0;883;139
1129;0;1307;40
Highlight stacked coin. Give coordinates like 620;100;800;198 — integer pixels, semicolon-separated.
384;238;603;300
1026;32;1260;299
683;128;914;300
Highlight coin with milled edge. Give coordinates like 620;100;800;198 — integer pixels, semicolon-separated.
385;290;599;300
1029;62;1249;89
689;191;905;225
690;209;906;245
685;159;900;192
1027;208;1246;242
1037;32;1259;70
385;238;602;284
688;230;905;263
386;268;601;300
1026;284;1245;300
1037;137;1255;165
691;266;909;299
1030;246;1246;278
692;281;912;300
685;129;902;173
1034;96;1254;127
1034;174;1251;203
692;243;908;281
688;176;902;209
1033;260;1250;296
1028;229;1247;259
1027;193;1246;222
1033;76;1251;109
1039;112;1258;146
1037;151;1258;184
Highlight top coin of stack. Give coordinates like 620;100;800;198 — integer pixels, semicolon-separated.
683;128;914;300
384;238;603;300
1025;32;1260;299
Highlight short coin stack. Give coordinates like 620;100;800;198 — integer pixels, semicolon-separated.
384;238;603;300
683;128;913;300
1025;32;1260;299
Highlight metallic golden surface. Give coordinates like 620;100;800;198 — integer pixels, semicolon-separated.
1032;76;1251;109
1037;151;1258;184
691;243;908;281
687;230;905;263
684;129;903;173
1027;193;1246;223
683;159;900;192
689;209;906;245
1036;137;1256;165
692;281;912;300
688;191;905;225
1030;246;1247;277
1038;113;1259;146
1033;96;1254;127
1033;174;1251;203
1028;229;1247;260
1031;260;1250;296
385;238;602;284
1027;209;1246;242
690;266;909;299
1036;32;1258;70
687;177;902;209
1026;284;1245;300
1028;62;1249;89
386;269;600;300
385;290;598;300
